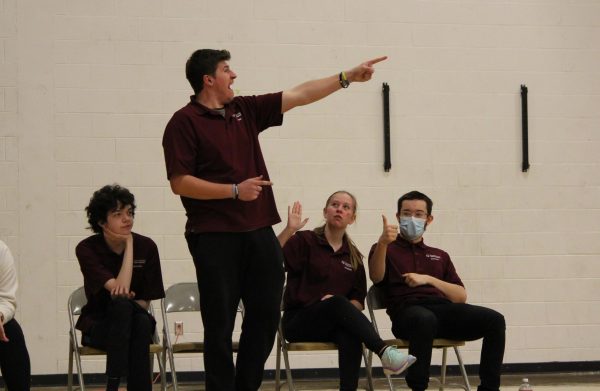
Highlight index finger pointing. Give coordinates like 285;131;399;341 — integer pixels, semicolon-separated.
382;214;388;226
367;56;388;66
258;180;273;187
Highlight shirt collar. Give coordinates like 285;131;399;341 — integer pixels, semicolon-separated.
315;231;351;254
189;95;231;118
396;235;427;249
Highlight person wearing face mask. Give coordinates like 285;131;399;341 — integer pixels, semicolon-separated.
278;192;416;391
368;191;505;391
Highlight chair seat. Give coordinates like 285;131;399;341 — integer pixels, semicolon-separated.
150;344;164;354
171;341;240;354
285;341;338;351
78;343;163;356
382;338;465;349
77;346;106;355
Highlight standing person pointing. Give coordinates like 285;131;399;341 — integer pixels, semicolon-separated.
162;49;386;391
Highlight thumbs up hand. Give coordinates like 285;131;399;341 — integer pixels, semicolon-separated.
379;215;398;245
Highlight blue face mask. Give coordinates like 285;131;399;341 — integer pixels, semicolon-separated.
399;217;426;241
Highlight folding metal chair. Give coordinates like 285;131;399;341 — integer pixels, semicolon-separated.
160;282;245;391
367;285;471;391
67;286;166;391
274;304;374;391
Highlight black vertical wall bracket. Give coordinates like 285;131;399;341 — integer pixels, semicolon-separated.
382;82;391;172
520;84;530;172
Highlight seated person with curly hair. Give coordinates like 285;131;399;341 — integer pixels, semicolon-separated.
75;184;165;391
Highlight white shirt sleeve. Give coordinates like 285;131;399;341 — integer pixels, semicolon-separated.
0;240;18;324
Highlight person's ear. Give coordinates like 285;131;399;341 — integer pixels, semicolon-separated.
203;74;213;86
426;214;434;226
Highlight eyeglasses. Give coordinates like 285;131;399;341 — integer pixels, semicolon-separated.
399;211;428;219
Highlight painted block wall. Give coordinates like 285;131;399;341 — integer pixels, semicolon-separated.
1;0;599;375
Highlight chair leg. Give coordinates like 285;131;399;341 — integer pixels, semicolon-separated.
156;351;167;391
282;345;295;391
73;343;86;391
275;338;282;391
439;347;448;391
362;347;374;391
453;346;471;391
167;347;178;391
68;340;74;391
386;374;396;391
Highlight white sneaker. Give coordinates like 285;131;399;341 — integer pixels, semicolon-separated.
380;346;417;376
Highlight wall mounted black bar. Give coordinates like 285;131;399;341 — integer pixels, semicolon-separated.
520;84;530;172
382;82;391;172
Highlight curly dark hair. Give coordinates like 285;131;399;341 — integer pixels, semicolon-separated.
186;49;231;95
85;184;136;233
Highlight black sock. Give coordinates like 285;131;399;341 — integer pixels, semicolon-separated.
106;376;120;391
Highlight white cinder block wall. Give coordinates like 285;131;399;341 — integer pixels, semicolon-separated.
1;0;599;376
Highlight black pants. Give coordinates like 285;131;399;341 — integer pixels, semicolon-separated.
186;227;285;391
390;300;505;391
83;298;155;391
282;295;387;391
0;318;31;391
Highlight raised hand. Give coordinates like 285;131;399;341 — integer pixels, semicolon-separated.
379;214;398;245
346;56;388;83
237;175;273;201
286;201;309;233
103;225;132;244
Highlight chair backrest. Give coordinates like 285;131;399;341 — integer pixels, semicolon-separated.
163;282;201;314
68;286;87;316
366;284;391;335
366;284;387;311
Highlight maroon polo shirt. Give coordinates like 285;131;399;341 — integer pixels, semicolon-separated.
162;93;284;233
283;230;367;311
368;236;463;315
75;232;165;333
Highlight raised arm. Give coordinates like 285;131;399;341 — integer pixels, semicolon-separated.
103;230;135;299
281;56;387;113
369;215;397;283
277;201;309;247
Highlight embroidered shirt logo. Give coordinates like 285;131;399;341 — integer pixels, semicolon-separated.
133;259;146;268
425;253;441;261
341;260;353;271
233;112;242;121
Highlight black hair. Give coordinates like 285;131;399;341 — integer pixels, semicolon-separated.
85;184;136;234
397;190;433;215
186;49;231;95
